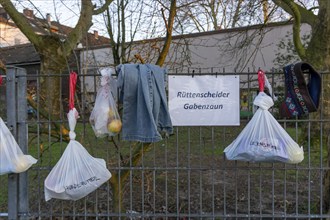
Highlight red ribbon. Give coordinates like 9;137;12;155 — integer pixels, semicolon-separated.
258;69;265;92
0;75;3;86
69;71;77;110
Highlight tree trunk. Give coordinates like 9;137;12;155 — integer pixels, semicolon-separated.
109;143;153;218
110;175;124;218
39;72;62;118
156;0;176;66
326;134;330;216
37;36;68;118
303;5;330;214
322;74;330;215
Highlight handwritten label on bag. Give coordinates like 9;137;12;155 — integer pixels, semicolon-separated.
250;140;278;151
248;138;289;161
65;176;101;191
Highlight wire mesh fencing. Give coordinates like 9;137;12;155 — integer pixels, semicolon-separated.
0;66;329;219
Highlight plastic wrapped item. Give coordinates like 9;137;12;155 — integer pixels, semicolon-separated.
44;108;112;201
90;68;122;137
0;117;37;175
0;74;37;175
44;72;111;201
224;70;304;164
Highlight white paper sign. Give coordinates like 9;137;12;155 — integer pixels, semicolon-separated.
168;75;240;126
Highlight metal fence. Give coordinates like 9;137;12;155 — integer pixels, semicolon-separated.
0;66;329;219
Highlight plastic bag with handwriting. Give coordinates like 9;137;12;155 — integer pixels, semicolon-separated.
224;70;304;164
44;108;111;201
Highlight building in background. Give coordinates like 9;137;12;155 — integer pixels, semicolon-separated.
0;6;110;73
79;21;310;74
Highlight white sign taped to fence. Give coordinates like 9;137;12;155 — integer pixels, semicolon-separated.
168;75;240;126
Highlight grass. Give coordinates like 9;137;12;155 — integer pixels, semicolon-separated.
0;176;8;211
0;116;328;216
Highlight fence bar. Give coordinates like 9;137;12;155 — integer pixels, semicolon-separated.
16;68;29;219
3;68;330;219
6;68;18;220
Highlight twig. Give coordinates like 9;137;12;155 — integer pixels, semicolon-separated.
134;54;146;64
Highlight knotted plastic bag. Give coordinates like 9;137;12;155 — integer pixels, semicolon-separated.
223;70;304;164
90;68;122;137
0;117;37;175
0;73;37;175
44;108;112;201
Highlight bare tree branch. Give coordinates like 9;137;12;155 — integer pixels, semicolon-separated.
105;7;120;65
272;0;318;26
277;0;306;59
156;0;177;66
0;0;42;45
120;0;126;63
262;0;269;23
231;0;243;27
93;0;114;15
63;1;94;55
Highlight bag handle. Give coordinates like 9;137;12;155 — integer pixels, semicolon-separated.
258;69;277;100
258;69;265;92
69;71;77;110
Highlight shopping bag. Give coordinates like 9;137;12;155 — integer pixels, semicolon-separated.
90;68;122;137
44;108;112;201
224;70;304;164
0;74;37;175
44;72;111;201
0;117;37;175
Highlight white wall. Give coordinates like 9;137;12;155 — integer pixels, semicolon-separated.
80;22;311;73
0;23;29;46
79;22;311;92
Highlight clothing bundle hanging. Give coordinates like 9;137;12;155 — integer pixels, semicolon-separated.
116;64;173;142
280;62;321;118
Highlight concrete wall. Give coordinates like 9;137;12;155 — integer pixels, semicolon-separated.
79;22;311;73
79;22;311;94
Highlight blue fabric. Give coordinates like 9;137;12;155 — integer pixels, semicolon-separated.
117;64;173;142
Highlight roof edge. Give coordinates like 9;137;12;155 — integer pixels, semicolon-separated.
77;20;297;50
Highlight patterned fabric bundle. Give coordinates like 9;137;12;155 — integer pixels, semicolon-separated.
280;62;321;118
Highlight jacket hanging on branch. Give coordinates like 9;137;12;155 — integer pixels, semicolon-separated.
116;64;173;142
224;70;304;164
0;75;37;175
44;72;111;201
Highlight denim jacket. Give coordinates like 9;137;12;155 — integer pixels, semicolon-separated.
116;64;173;142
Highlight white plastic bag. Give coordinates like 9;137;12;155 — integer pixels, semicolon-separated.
224;70;304;164
44;108;112;201
90;68;122;137
0;117;37;175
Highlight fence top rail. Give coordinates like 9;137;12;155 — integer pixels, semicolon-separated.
0;72;268;78
1;66;329;77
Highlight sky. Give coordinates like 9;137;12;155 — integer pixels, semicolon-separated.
12;0;169;41
11;0;319;42
13;0;108;36
15;1;80;24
